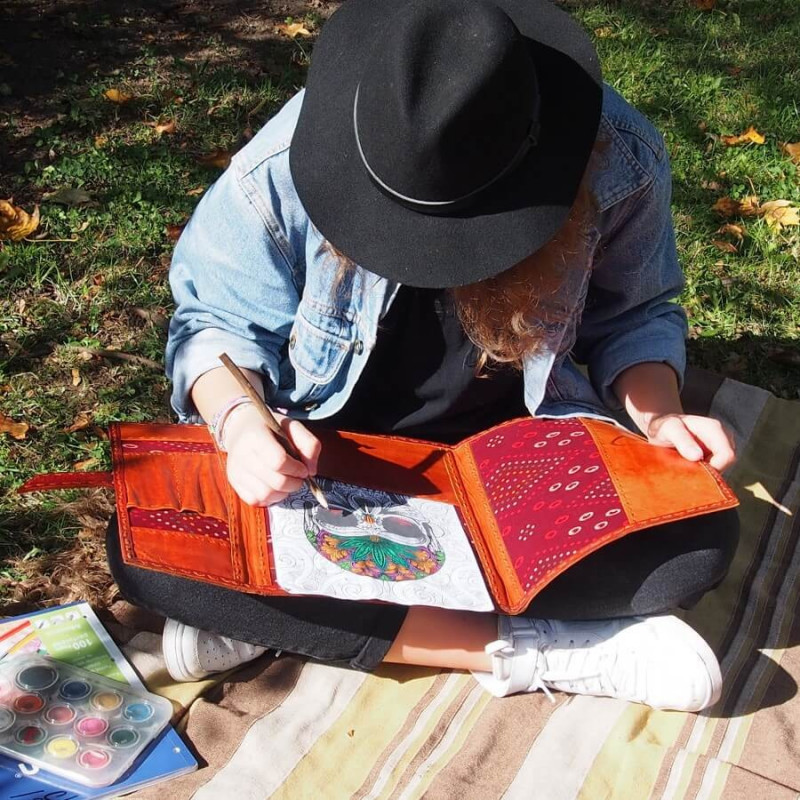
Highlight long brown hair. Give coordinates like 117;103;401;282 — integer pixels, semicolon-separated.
453;166;597;371
324;150;601;371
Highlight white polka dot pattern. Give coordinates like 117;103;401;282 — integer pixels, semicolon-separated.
471;418;628;593
129;508;230;539
123;440;216;454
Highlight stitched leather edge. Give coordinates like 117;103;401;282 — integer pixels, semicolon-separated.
583;418;738;522
17;472;115;492
443;451;506;610
451;444;522;610
212;443;246;585
110;423;135;563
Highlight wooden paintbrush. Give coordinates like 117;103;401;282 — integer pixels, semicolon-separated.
219;353;329;509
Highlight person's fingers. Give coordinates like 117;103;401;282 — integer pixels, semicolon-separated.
682;416;736;470
263;470;306;495
230;470;290;507
257;429;309;479
650;416;704;461
280;417;323;475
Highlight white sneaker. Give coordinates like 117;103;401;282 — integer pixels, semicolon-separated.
473;614;722;712
162;618;267;682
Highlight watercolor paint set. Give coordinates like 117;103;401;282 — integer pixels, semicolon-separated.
0;654;173;787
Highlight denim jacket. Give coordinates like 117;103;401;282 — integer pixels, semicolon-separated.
166;86;687;427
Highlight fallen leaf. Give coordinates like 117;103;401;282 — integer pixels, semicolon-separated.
0;200;40;241
43;187;94;206
66;411;93;433
711;195;760;218
147;119;177;137
276;21;312;37
721;126;766;146
94;135;108;148
782;142;800;164
594;26;615;38
198;148;232;169
166;223;186;241
712;239;738;253
104;88;133;104
0;411;28;440
716;223;746;240
74;457;99;471
761;200;800;230
186;186;205;196
71;368;81;387
693;0;716;9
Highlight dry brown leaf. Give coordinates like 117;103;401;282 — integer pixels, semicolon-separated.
712;239;738;253
166;223;186;242
693;0;716;9
197;148;232;169
0;411;28;440
711;195;760;218
0;200;40;241
66;411;93;433
104;88;133;104
716;223;746;240
782;142;800;164
74;457;100;471
276;22;312;37
94;135;108;148
148;119;177;137
594;26;615;38
71;368;81;387
761;200;800;230
186;186;205;196
721;126;766;146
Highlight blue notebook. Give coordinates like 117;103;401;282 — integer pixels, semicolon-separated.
0;602;197;799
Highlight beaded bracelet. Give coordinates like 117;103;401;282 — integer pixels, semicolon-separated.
208;395;253;451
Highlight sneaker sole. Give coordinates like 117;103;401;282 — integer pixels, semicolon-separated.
163;618;204;682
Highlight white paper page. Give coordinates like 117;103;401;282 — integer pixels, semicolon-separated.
269;478;494;612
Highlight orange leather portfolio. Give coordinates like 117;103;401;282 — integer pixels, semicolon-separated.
19;417;738;614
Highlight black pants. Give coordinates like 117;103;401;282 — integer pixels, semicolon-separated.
107;508;739;671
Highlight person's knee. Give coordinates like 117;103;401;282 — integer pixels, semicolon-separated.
699;508;740;582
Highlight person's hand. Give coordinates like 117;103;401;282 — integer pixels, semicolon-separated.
222;403;322;506
645;413;735;472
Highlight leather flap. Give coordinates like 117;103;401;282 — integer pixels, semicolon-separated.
18;472;114;493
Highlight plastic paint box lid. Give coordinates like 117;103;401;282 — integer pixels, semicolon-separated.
0;654;172;787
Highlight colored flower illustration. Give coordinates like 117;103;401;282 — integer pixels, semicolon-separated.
302;486;445;581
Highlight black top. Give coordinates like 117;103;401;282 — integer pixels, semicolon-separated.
322;286;527;444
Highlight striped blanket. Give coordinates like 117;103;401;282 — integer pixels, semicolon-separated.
107;371;800;799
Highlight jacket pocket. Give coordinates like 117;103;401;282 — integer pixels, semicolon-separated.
288;310;351;391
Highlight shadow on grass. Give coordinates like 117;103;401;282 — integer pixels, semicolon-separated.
0;0;321;177
688;333;800;398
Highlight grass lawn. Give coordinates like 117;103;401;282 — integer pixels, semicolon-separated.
0;0;798;600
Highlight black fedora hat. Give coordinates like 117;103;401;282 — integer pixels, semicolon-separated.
290;0;602;289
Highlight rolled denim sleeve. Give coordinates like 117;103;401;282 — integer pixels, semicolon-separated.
166;163;300;422
573;154;688;410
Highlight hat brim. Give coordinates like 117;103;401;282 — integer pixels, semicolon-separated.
290;0;603;288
